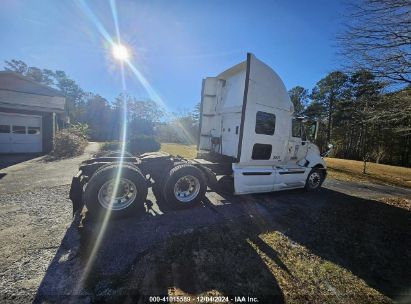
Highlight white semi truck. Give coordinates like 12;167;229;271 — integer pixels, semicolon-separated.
69;53;327;217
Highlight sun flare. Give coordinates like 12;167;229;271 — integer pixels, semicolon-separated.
112;44;130;61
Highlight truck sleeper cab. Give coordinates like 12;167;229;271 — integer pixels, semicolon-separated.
69;53;326;218
197;53;326;195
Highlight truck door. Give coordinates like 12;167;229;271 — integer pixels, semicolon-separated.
287;118;308;163
233;105;282;194
221;113;240;158
251;105;288;163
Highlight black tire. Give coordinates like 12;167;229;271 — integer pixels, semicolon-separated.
84;164;148;219
305;168;324;191
162;164;207;210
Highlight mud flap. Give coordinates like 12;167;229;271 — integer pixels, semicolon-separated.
69;171;84;216
198;166;218;191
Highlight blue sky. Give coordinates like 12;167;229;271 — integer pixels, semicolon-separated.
0;0;345;111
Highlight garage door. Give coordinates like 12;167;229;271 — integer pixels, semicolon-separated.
0;112;42;153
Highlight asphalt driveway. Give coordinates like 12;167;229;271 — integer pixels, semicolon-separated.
0;154;42;170
0;142;100;194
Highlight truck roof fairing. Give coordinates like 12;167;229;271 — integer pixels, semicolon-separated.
217;53;293;113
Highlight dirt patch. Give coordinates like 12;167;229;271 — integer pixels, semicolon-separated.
125;225;284;303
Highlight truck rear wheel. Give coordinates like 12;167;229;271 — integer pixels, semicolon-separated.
162;164;207;209
84;164;148;218
305;168;324;191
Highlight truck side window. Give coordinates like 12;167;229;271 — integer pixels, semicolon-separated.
252;143;272;160
292;119;302;138
255;111;276;135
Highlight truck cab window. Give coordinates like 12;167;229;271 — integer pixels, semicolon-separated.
255;111;276;135
292;119;302;138
305;121;317;141
252;143;272;160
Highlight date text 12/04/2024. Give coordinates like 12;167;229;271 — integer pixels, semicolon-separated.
148;296;259;303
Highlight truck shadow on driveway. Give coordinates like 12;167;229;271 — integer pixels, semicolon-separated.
34;187;410;303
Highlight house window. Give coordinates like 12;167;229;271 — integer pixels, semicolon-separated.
12;125;26;134
252;143;272;160
28;127;41;135
0;125;10;133
292;119;302;138
255;111;276;135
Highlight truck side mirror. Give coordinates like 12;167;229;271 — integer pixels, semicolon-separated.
321;144;334;157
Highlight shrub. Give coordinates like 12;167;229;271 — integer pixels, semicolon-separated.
67;123;90;140
128;135;160;154
97;141;125;157
101;141;123;151
52;129;88;158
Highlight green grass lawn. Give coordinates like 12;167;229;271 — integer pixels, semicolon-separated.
326;158;411;189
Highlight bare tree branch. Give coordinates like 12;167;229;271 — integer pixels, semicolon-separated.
338;0;411;85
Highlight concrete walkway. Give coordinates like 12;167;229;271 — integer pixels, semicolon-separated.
0;142;100;194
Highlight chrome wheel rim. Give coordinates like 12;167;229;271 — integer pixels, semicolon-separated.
309;172;321;188
98;178;137;210
173;175;200;203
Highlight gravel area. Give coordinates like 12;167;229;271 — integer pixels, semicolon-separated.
0;185;72;303
0;142;100;303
